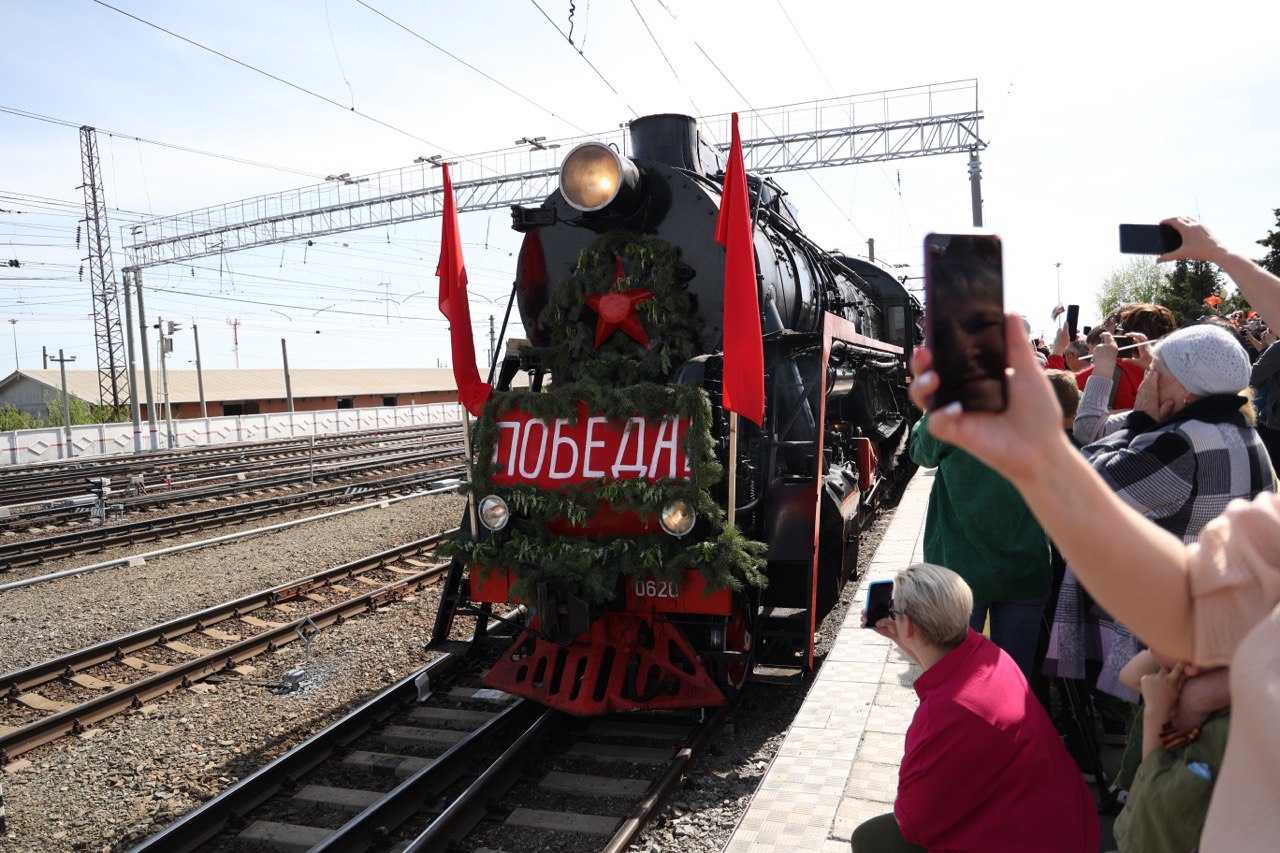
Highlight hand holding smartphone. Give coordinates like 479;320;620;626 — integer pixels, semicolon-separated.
1119;224;1183;255
864;580;894;627
924;233;1008;413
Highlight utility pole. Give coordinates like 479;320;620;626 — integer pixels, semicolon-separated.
120;269;143;452
281;338;295;413
227;317;241;368
968;149;984;228
867;238;876;263
157;318;178;449
78;126;128;414
133;268;158;451
1055;262;1062;306
50;349;76;458
192;324;208;418
42;346;47;370
489;314;496;367
8;320;17;371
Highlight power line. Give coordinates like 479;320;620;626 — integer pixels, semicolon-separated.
773;0;837;96
525;0;638;117
625;0;712;138
355;0;592;136
0;105;326;179
89;0;451;151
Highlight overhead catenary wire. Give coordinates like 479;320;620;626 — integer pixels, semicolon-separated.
354;0;593;136
88;0;455;154
525;0;639;118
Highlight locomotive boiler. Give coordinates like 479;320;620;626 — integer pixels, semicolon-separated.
430;113;919;715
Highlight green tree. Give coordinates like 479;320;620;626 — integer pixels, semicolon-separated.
1255;207;1280;276
1097;257;1167;319
38;392;116;427
1157;259;1222;328
0;404;37;431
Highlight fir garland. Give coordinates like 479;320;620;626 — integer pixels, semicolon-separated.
441;232;768;606
530;231;700;387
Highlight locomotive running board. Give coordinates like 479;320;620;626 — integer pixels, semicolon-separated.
483;614;724;716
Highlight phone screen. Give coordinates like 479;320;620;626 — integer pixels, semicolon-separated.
865;580;894;627
924;233;1007;412
1113;334;1138;359
1066;304;1080;341
1119;224;1182;255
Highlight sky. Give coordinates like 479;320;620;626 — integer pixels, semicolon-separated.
3;0;1279;383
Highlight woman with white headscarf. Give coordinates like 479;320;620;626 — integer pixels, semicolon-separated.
1045;323;1276;699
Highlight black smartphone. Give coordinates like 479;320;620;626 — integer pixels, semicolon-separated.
924;233;1007;412
865;580;894;627
1112;334;1139;359
1119;224;1183;255
1065;304;1080;341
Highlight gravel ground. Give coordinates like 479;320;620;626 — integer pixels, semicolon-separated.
631;472;913;853
0;589;448;852
0;491;464;673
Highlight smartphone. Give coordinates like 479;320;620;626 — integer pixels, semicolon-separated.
865;580;894;627
1065;304;1080;340
1119;224;1182;255
1113;334;1139;359
924;233;1007;412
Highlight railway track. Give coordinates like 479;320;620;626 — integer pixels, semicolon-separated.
0;432;464;531
129;641;732;852
0;424;463;513
0;462;466;572
0;534;456;764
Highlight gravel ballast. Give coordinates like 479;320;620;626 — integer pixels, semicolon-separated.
0;491;463;674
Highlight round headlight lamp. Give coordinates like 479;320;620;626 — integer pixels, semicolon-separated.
478;494;510;531
559;142;640;213
659;500;696;537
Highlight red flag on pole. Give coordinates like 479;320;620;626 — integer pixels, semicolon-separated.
436;162;493;417
715;113;765;427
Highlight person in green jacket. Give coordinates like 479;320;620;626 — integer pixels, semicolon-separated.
909;414;1052;678
1114;652;1230;853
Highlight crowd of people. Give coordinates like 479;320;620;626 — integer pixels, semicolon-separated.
852;217;1280;852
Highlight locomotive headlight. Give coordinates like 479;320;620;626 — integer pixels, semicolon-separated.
478;495;510;531
659;500;696;537
559;142;640;213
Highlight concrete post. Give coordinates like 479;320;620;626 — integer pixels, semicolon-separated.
133;269;158;451
121;270;143;452
968;149;984;228
193;323;208;418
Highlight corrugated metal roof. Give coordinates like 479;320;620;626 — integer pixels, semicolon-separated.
0;368;488;404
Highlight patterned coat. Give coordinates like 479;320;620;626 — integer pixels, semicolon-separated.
1045;394;1276;699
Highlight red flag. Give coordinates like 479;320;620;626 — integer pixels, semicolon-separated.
436;163;493;416
715;113;765;427
1204;295;1223;307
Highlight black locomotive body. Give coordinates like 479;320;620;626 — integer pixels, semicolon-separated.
432;113;918;715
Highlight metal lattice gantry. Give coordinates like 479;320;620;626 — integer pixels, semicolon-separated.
80;126;129;412
122;79;985;269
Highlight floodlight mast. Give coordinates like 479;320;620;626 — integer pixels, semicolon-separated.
120;80;985;270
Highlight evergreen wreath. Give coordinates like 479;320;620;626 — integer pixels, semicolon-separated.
530;230;699;386
441;232;767;606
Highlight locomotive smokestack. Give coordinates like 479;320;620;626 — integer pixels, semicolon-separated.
629;114;705;174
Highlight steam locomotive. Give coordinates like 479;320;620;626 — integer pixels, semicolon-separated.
430;113;919;715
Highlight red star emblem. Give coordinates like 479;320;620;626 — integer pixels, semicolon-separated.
586;288;654;348
585;252;653;348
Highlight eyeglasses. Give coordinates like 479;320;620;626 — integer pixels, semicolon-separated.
888;600;903;619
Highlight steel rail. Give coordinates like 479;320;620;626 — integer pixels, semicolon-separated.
126;652;466;853
312;700;548;853
0;431;462;517
0;561;450;763
601;699;736;853
0;462;464;570
401;707;563;852
0;531;455;695
0;422;460;491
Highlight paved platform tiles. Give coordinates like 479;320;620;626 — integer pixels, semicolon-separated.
725;469;934;852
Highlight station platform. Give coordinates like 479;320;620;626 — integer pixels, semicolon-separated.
725;469;934;852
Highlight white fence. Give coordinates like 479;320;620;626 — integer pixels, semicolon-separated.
0;403;464;467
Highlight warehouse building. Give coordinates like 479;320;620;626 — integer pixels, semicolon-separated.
0;368;464;420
